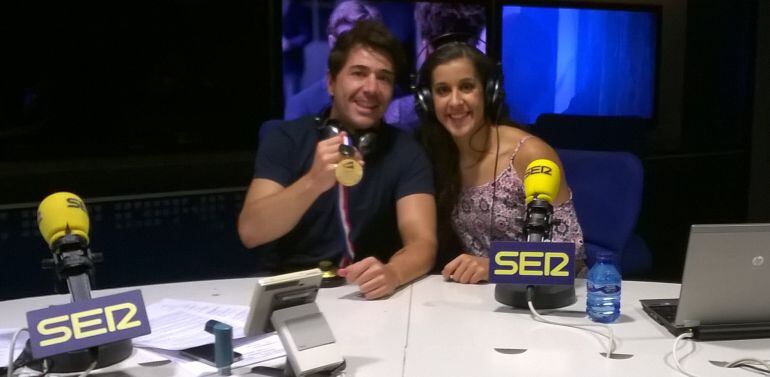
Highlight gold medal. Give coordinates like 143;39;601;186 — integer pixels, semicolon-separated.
335;158;363;186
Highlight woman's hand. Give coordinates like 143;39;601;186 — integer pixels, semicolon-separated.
442;254;489;284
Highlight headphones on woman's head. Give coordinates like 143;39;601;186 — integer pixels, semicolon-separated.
413;37;505;124
315;109;379;158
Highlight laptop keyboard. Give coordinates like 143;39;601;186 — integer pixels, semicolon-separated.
653;304;678;322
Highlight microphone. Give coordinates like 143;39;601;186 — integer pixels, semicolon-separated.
492;159;577;309
37;192;101;302
25;192;147;373
523;159;561;242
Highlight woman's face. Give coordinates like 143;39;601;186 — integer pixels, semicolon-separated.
430;57;486;139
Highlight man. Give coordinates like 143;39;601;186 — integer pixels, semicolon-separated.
239;20;436;300
283;0;382;120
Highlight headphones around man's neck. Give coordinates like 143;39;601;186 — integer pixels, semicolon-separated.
413;37;505;125
315;108;380;158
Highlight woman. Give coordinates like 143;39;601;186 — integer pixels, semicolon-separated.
417;42;585;284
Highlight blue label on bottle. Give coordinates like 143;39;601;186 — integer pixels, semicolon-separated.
587;283;621;295
601;285;620;294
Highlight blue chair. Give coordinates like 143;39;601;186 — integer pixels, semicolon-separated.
557;149;652;276
533;114;650;156
259;119;283;140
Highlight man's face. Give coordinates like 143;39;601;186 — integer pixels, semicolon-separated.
327;45;395;131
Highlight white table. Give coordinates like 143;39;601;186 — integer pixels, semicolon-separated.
406;277;769;377
0;278;410;377
2;276;768;376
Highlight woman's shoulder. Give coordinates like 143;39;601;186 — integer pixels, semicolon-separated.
498;126;556;160
499;124;572;204
498;125;560;171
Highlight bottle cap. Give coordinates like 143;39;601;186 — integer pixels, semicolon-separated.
596;251;615;263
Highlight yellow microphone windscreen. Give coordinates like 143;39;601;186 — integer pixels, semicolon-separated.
37;192;90;248
523;159;561;204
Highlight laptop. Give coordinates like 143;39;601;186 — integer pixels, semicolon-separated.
640;223;770;340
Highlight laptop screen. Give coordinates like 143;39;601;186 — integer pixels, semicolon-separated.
675;224;770;327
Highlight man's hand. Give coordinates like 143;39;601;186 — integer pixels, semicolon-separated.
306;134;344;193
442;254;489;284
338;256;400;299
306;132;365;193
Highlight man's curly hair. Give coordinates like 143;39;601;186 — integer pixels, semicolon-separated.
414;3;486;47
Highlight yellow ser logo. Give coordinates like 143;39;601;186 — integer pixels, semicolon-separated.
37;303;142;347
493;251;569;277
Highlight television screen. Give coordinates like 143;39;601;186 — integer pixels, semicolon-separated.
499;3;660;125
281;0;489;123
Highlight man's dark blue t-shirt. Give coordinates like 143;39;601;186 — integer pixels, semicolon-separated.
253;116;434;271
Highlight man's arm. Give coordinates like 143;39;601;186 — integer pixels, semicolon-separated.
238;133;352;248
387;192;438;285
238;177;325;248
338;193;437;299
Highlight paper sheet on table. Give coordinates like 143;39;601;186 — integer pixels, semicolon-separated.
133;299;250;350
0;329;29;368
145;333;286;376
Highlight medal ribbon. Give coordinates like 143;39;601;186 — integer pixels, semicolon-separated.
338;134;356;267
340;135;354;156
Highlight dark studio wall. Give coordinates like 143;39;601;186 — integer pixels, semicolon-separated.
638;0;761;281
749;0;770;223
0;0;281;299
0;0;281;204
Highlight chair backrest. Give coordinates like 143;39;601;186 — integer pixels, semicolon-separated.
259;119;284;140
557;149;644;262
533;114;650;155
301;41;330;88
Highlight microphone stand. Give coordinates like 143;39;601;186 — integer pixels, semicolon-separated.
42;234;100;302
25;234;133;373
494;198;577;309
524;198;553;243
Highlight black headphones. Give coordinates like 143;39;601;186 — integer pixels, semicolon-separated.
413;38;505;124
315;109;379;158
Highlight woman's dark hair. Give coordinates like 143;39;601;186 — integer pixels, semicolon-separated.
327;19;406;80
416;42;505;261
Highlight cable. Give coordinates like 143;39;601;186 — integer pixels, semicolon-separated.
672;332;698;377
725;358;770;374
525;287;615;359
40;359;50;376
4;333;97;377
7;328;29;377
488;125;501;240
527;300;615;358
76;360;98;377
672;333;769;376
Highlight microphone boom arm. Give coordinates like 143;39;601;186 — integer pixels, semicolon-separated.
41;233;102;302
524;198;553;243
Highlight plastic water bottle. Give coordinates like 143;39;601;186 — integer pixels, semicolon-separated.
586;251;621;323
